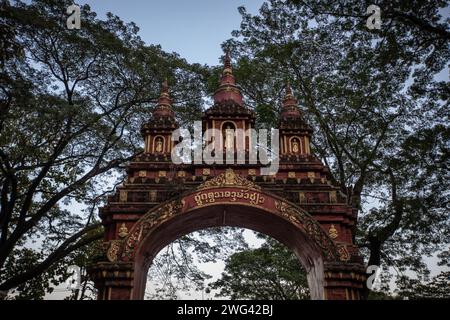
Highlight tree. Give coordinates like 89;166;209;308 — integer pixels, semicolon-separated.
146;227;249;300
210;235;309;300
221;0;449;297
0;0;208;298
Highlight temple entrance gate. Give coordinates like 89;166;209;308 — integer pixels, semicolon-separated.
88;53;366;300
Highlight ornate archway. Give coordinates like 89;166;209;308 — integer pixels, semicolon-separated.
89;170;365;300
88;53;366;300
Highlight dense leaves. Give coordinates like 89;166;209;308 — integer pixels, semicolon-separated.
210;236;309;300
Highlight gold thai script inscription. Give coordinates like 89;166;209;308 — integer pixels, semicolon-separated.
194;190;265;206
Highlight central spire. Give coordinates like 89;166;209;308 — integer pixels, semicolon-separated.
281;81;301;119
153;79;174;118
213;51;244;106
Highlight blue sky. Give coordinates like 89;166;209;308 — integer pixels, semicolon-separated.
78;0;265;65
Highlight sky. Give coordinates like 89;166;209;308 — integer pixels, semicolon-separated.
77;0;265;66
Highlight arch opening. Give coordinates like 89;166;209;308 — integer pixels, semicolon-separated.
132;203;327;300
144;227;311;300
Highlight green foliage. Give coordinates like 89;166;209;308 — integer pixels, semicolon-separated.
210;235;309;300
396;271;450;299
146;227;249;300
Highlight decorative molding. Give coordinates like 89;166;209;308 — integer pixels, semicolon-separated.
198;168;261;191
274;200;338;261
123;199;185;259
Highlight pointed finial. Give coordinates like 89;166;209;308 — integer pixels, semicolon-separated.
223;50;232;75
153;78;174;118
161;78;169;94
224;51;231;68
285;80;293;97
281;80;300;119
213;50;243;106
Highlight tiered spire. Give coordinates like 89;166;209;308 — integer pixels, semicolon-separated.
153;79;175;118
213;51;244;106
281;81;301;119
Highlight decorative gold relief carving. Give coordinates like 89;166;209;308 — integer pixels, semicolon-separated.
198;168;260;191
177;171;186;177
119;190;127;202
123;199;185;259
288;172;296;178
328;224;338;239
118;223;129;238
158;170;166;177
138;170;147;177
149;190;157;202
274;200;338;261
248;169;256;176
329;191;337;203
337;244;350;261
299;192;306;203
307;172;315;179
106;240;121;262
202;168;210;176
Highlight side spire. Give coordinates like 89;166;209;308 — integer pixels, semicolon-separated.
213;51;243;106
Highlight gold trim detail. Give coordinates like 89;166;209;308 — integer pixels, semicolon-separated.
158;170;166;178
274;200;338;261
329;191;337;203
119;190;127;202
118;223;129;238
337;244;350;261
198;168;261;191
106;240;121;262
123;199;185;259
138;170;147;177
299;192;306;203
328;224;338;239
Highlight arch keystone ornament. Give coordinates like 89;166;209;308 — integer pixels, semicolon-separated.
88;55;367;300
